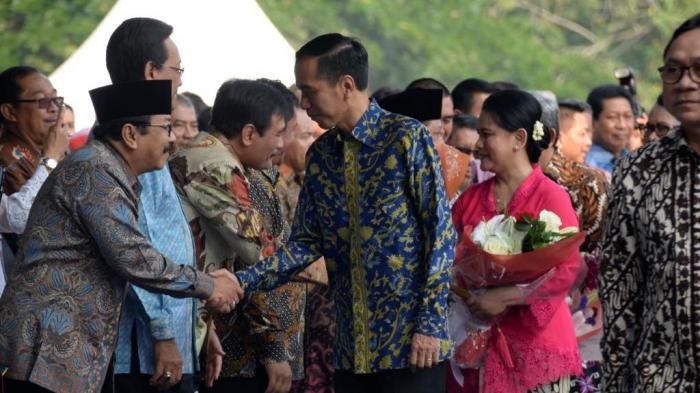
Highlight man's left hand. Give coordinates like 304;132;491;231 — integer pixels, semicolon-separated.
409;333;440;370
149;339;183;390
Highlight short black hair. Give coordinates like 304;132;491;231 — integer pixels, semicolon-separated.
481;89;549;164
663;13;700;58
586;85;633;120
558;99;591;114
257;78;300;108
491;80;520;91
406;78;449;96
453;114;479;130
211;79;294;139
92;115;151;142
296;33;369;91
370;86;400;101
0;65;41;124
451;78;496;113
106;18;173;83
0;65;40;104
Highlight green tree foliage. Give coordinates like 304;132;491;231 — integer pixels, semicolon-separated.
0;0;115;74
258;0;697;106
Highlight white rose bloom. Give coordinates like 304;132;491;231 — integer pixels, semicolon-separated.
472;221;488;246
483;236;515;255
538;210;562;232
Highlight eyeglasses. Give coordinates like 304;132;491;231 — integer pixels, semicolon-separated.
455;146;476;155
658;63;700;84
645;123;680;138
12;96;64;109
135;123;172;137
160;64;185;76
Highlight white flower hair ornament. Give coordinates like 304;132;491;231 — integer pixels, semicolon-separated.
532;120;545;142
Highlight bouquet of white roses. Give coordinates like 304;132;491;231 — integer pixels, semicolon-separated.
449;210;585;370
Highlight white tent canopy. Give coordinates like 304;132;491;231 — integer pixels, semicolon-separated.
50;0;296;130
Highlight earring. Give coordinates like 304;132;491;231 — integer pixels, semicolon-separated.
513;145;519;151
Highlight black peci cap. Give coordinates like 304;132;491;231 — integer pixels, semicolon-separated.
89;80;171;123
378;88;442;122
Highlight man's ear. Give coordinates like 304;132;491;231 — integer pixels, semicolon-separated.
240;124;257;147
121;123;140;150
339;75;356;98
0;103;17;123
144;61;158;81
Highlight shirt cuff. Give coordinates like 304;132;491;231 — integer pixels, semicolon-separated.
150;317;175;341
194;271;214;299
235;270;251;292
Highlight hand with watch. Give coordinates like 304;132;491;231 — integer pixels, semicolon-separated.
40;105;70;172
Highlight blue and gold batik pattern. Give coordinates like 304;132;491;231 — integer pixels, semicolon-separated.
237;100;456;374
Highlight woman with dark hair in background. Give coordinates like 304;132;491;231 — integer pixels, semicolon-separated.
450;90;582;393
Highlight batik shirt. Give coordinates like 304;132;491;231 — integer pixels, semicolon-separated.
249;168;306;380
0;139;213;393
600;131;700;392
169;132;296;378
237;100;456;373
114;166;197;375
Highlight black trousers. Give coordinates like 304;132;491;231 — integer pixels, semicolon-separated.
201;368;268;393
3;378;53;393
334;362;446;393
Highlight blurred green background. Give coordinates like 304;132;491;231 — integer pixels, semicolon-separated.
1;0;696;108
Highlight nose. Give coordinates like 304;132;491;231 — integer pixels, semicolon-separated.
300;94;311;110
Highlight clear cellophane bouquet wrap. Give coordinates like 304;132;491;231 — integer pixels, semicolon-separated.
449;210;586;371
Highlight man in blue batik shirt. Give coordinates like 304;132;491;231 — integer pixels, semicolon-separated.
230;33;456;393
104;18;198;393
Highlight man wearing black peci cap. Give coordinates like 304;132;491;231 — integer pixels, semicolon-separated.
0;80;242;393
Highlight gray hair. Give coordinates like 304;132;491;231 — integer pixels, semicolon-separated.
175;93;194;108
529;89;559;137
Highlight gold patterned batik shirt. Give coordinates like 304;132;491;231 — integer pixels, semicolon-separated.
237;100;456;374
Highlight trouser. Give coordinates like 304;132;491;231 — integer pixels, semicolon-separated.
334;362;446;393
112;373;196;393
201;366;269;393
3;378;53;393
104;328;197;393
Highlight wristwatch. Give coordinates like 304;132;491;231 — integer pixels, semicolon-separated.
40;157;58;171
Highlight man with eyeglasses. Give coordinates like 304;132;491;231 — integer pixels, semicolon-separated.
599;12;700;393
104;18;200;393
643;94;681;144
0;66;69;195
0;65;70;297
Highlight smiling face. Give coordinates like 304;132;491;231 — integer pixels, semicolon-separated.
134;114;175;171
592;97;634;156
3;72;60;146
476;111;527;175
662;28;700;130
243;114;287;170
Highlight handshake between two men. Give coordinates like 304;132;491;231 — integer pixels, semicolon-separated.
205;269;245;314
